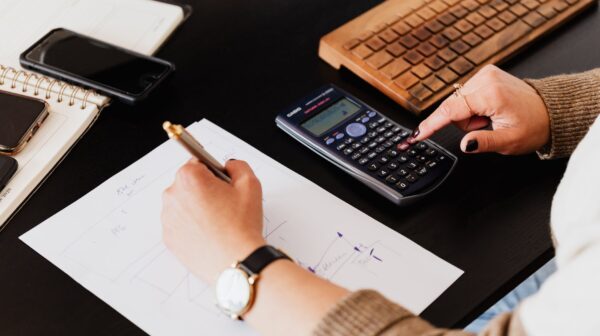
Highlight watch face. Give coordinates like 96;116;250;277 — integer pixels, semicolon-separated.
215;268;252;317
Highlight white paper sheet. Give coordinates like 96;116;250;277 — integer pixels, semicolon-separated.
21;119;463;336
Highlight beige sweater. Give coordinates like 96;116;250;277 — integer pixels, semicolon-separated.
313;68;600;336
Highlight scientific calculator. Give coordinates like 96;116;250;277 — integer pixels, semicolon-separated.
275;84;457;205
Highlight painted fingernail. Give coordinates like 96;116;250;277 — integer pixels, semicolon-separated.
397;142;410;151
466;140;478;152
411;128;420;138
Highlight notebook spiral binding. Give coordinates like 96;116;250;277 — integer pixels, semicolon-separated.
0;65;97;110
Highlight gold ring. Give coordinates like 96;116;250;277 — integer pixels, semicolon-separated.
452;82;472;112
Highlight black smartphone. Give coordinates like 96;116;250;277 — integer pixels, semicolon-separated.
20;28;175;105
0;91;49;155
0;156;18;193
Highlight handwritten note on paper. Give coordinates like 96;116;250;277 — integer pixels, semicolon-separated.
21;120;463;336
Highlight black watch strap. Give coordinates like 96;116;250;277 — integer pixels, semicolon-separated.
240;245;291;275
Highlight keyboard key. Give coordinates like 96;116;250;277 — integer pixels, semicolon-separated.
366;50;394;69
487;17;507;31
423;74;446;92
498;10;517;23
462;0;480;11
425;19;445;33
343;39;361;50
429;0;449;13
417;6;437;20
399;34;420;48
537;4;557;18
381;58;411;79
449;57;474;75
352;44;374;59
391;21;412;35
450;40;470;54
437;67;459;83
404;50;424;64
442;27;462;41
491;0;509;11
411;64;433;79
425;55;445;70
553;1;569;11
523;11;546;27
358;31;374;41
373;22;388;33
366;36;386;51
466;12;486;25
478;5;498;18
438;12;458;25
379;28;400;43
522;0;540;10
438;47;458;62
417;42;437;56
455;19;475;33
408;83;433;101
462;32;482;47
405;14;424;28
430;35;450;48
464;21;532;64
450;5;469;18
509;3;529;16
386;42;407;57
474;25;494;39
385;175;400;184
414;27;433;41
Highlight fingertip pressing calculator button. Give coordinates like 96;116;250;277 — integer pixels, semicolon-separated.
397;142;410;151
385;175;399;184
346;123;368;138
368;111;377;118
368;163;379;171
377;169;389;177
336;133;345;140
326;138;335;145
406;174;418;183
395;181;409;190
359;158;370;165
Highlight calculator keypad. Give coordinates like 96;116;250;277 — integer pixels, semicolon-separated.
328;111;454;196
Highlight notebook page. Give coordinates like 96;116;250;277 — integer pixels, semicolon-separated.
0;0;184;106
21;119;463;336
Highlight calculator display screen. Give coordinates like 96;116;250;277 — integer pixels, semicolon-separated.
301;98;360;136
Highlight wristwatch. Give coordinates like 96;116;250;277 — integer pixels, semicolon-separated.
215;245;291;320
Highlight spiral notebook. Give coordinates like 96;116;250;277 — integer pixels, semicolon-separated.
0;0;190;228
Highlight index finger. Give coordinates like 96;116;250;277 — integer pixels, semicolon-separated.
413;92;475;141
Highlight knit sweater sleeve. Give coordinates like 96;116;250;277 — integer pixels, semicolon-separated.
525;69;600;159
312;290;527;336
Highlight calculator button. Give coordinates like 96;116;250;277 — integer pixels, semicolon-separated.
407;149;418;156
336;133;345;140
368;111;377;118
398;155;409;163
407;162;418;169
351;143;362;149
406;174;418;183
375;136;386;143
400;130;410;137
386;162;399;170
376;126;387;133
391;135;403;143
377;117;387;123
397;142;410;151
360;137;371;144
416;142;428;151
386;149;399;158
437;155;447;162
378;156;389;164
326;138;335;145
368;122;379;129
359;158;370;165
367;131;378;138
351;153;362;160
385;175;399;184
417;155;428;162
392;126;402;133
367;152;377;159
395;181;409;190
425;148;438;157
336;144;346;151
426;161;438;168
344;138;354;145
375;146;386;153
383;141;393;148
359;147;370;154
397;168;409;176
368;142;378;149
361;117;370;123
384;122;394;128
343;148;354;155
416;167;428;175
384;131;395;138
377;169;389;177
368;163;379;171
346;123;368;138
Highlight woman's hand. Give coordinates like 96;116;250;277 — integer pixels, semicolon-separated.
410;65;550;155
161;159;266;284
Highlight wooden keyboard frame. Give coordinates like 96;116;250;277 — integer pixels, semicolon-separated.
319;0;596;115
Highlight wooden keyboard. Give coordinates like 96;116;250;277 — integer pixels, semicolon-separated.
319;0;595;115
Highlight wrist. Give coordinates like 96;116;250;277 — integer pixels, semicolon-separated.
213;236;266;282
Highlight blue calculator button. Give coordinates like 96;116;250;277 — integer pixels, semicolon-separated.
345;123;367;138
368;111;377;118
326;138;335;145
335;133;345;140
361;117;370;123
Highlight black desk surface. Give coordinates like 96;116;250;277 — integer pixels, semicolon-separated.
2;0;599;334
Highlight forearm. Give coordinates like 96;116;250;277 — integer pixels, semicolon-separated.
526;68;600;159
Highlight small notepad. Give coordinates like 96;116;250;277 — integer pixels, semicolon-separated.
0;0;187;227
22;119;463;336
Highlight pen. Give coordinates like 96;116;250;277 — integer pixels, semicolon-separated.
163;121;232;183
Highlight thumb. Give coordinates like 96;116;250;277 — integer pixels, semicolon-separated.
461;129;515;154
